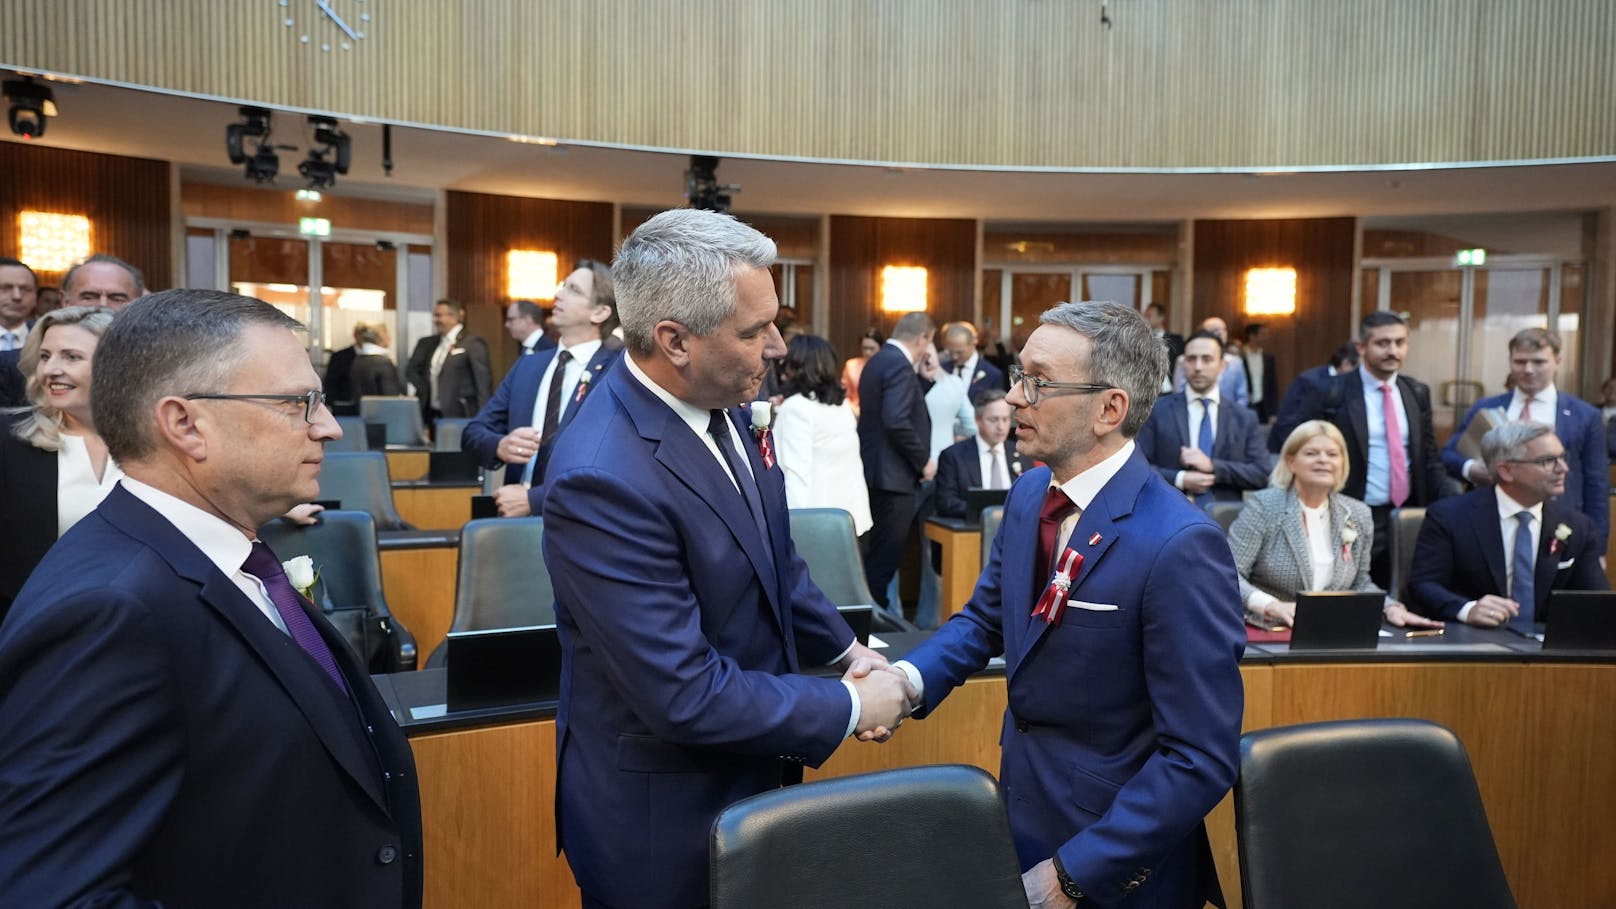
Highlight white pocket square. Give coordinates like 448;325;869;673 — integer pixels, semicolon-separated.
1557;558;1576;570
1069;600;1119;612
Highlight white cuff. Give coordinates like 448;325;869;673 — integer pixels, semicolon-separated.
893;659;925;702
841;680;860;739
1456;601;1476;623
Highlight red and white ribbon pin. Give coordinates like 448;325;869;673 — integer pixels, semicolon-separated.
1031;549;1084;626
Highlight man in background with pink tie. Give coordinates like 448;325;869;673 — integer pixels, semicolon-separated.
1288;310;1452;586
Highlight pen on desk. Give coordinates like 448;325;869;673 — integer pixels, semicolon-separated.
1405;629;1444;638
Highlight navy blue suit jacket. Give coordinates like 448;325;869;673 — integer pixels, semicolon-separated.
0;485;422;908
939;354;1007;402
934;436;1034;518
1439;391;1609;547
1268;364;1333;453
1408;486;1608;621
903;449;1245;907
857;344;932;493
1135;392;1269;501
462;343;621;509
541;364;858;909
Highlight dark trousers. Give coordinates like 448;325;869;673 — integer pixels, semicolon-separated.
864;488;917;613
1369;504;1393;590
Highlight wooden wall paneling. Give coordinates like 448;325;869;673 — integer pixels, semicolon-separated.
981;227;1178;266
1191;218;1357;393
0;141;171;290
6;1;1615;169
443;191;614;381
181;181;435;237
827;215;977;362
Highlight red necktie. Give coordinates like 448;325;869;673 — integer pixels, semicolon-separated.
1520;396;1535;423
1380;383;1409;507
1036;486;1077;588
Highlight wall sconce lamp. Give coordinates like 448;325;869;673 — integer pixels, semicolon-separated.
18;210;91;272
1244;267;1297;316
880;266;928;313
507;250;559;300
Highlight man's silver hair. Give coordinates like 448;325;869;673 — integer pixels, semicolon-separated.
1038;300;1167;437
1480;420;1555;477
613;209;776;356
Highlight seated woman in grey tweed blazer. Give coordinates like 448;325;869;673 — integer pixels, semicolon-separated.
1228;420;1444;630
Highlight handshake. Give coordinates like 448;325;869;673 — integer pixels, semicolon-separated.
839;644;922;743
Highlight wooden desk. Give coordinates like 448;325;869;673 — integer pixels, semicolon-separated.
393;483;477;530
923;518;981;620
385;449;431;481
380;544;459;662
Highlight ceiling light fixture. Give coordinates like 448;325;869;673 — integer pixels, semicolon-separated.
4;75;58;139
298;116;351;190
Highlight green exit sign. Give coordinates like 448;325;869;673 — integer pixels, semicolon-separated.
299;217;331;237
1455;248;1487;266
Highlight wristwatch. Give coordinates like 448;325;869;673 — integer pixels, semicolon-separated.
1052;854;1086;902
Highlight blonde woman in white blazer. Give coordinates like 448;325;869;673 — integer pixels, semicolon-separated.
1228;420;1443;630
772;334;872;535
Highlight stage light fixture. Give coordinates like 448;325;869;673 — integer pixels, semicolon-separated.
4;75;58;139
684;155;739;213
246;143;281;183
298;116;351;190
226;106;273;164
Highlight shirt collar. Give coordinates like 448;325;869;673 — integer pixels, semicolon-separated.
557;338;603;362
1512;385;1557;411
1052;440;1136;512
884;338;916;366
521;332;543;351
975;435;1001;457
356;342;389;356
1187;386;1221;406
1495;486;1544;524
440;324;463;346
118;476;254;581
623;353;719;441
1359;364;1399;389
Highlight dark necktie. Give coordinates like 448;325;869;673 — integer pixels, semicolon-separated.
708;409;770;545
1036;485;1077;587
540;349;573;442
1196;398;1214;454
1510;511;1536;629
241;541;348;693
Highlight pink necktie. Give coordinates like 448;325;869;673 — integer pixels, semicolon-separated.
1381;383;1409;507
1520;396;1534;422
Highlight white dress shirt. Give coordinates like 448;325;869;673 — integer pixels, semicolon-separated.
0;323;28;351
120;477;289;635
428;324;463;410
1176;387;1220;491
55;434;124;537
621;355;862;733
1461;386;1559;481
1243;499;1333;612
1456;488;1542;623
1360;365;1410;506
1245;350;1265;405
529;339;602;436
976;436;1010;490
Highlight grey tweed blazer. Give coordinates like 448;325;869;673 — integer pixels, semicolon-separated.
1227;487;1379;613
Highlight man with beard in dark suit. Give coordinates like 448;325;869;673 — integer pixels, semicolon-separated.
406;298;492;424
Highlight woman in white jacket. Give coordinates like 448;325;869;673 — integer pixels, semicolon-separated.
772;333;872;534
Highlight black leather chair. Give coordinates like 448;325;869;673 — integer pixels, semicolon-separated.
788;508;916;633
1205;499;1244;534
425;516;554;667
980;504;1004;565
711;764;1029;909
328;415;369;452
1389;506;1426;602
257;509;418;673
1236;718;1515;909
359;395;428;446
316;452;413;531
432;417;472;451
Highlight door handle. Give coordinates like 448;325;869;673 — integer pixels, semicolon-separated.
1440;379;1485;408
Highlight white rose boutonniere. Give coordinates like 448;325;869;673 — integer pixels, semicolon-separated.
1340;525;1358;545
748;401;772;432
1551;522;1573;555
282;556;319;601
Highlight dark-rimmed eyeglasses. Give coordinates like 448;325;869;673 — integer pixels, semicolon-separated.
1507;452;1569;470
1007;365;1115;405
184;390;327;423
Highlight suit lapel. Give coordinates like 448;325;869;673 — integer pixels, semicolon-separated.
1536;503;1568;612
729;406;794;633
1472;489;1509;595
1343;375;1371;465
1213;398;1236;458
1281;492;1311;588
1396;378;1423;489
1325;494;1356;589
559;346;619;426
1172;394;1191;449
98;488;388;812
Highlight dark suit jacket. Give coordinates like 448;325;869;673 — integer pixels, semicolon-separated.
1409;486;1608;621
1439;391;1610;547
351;354;405;398
462;343;622;511
1244;349;1279;421
904;451;1245;906
0;413;57;624
939;354;1007;401
1135;392;1269;501
324;345;359;407
1159;331;1186;368
934;436;1034;518
406;331;493;419
541;365;857;908
1268;363;1334;452
857;343;932;493
0;485;423;907
0;349;26;408
1289;370;1449;506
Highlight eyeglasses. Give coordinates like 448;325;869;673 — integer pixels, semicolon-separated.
1007;365;1115;405
1507;452;1569;470
184;389;327;423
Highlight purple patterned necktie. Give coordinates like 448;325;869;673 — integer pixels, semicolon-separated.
241;541;349;693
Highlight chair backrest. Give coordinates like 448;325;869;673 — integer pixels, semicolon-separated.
316;452;410;531
1236;718;1515;909
712;764;1028;909
980;505;1004;566
1205;499;1245;534
433;417;472;451
327;415;370;452
1389;506;1426;602
787;508;878;607
359;395;427;446
450;516;555;634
